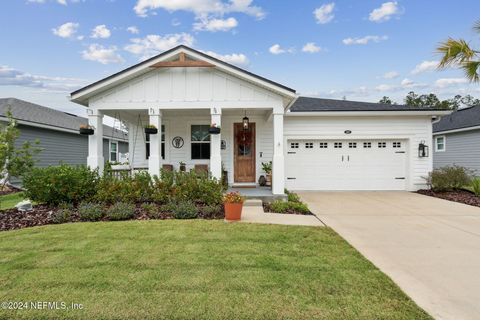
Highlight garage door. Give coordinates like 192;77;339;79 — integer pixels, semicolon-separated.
285;140;407;190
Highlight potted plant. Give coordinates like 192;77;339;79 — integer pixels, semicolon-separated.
179;161;186;172
79;124;94;135
208;123;221;134
223;191;245;221
145;124;158;134
262;161;272;186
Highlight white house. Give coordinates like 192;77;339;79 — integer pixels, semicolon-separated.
70;45;449;195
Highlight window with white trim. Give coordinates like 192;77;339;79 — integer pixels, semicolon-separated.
305;142;314;149
393;142;401;148
348;142;357;148
290;142;299;149
435;136;445;152
363;142;371;148
191;125;210;159
334;142;342;148
319;142;328;148
109;141;118;162
378;142;386;148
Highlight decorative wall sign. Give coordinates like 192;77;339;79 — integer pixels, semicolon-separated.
172;136;184;149
221;140;227;150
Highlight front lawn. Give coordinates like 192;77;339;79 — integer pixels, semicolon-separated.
0;192;25;210
0;221;430;319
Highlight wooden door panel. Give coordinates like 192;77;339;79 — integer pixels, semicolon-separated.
234;123;256;183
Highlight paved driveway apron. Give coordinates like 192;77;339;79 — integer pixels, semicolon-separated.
298;191;480;320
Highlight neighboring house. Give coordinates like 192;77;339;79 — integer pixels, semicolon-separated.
70;45;449;195
0;98;128;185
433;105;480;175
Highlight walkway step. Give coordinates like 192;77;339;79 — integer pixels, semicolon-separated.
244;199;263;207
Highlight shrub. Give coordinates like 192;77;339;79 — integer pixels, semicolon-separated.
51;208;72;224
427;165;473;192
173;171;224;206
471;178;480;197
106;202;135;221
141;202;159;219
269;200;310;214
287;192;301;203
201;204;223;219
173;201;198;219
96;171;153;204
78;202;104;221
23;164;98;205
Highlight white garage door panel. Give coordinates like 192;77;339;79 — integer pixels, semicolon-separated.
286;140;406;190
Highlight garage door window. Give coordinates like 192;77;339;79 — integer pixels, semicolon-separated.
334;142;342;148
319;142;328;148
378;142;386;148
305;142;314;149
393;142;401;148
290;142;299;149
348;142;357;148
363;142;371;148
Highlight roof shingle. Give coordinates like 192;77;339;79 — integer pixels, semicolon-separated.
433;105;480;133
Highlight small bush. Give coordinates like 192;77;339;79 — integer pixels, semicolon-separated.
51;208;72;224
96;171;153;204
141;203;159;219
23;164;98;205
201;204;223;218
269;200;310;214
287;192;301;203
106;202;135;221
427;165;473;192
160;201;178;214
78;202;104;221
471;178;480;197
173;201;198;219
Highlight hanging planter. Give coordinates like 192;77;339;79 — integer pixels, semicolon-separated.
79;124;94;135
209;123;221;134
145;125;158;135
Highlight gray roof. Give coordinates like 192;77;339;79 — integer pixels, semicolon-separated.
0;98;127;141
433;105;480;133
290;96;445;112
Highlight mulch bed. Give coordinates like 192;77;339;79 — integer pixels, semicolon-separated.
262;203;313;215
1;203;224;232
417;189;480;207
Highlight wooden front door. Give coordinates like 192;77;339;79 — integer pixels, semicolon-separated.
234;123;256;183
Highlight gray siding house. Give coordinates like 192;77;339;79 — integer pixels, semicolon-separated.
433;105;480;175
0;98;128;185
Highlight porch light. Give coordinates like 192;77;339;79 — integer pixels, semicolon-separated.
418;141;429;158
242;110;249;130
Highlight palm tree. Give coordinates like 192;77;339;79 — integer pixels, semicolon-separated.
437;20;480;82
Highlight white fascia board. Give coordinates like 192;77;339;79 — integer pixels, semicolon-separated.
433;125;480;135
285;110;452;117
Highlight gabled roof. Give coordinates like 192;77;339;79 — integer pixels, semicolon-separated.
71;45;296;106
433;105;480;133
0;98;127;140
290;96;448;112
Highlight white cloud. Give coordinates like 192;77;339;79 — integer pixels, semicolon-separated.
313;3;335;24
342;35;388;45
269;44;285;55
82;44;124;64
202;50;249;67
302;42;322;53
90;25;111;39
57;0;67;4
383;71;399;79
411;60;438;74
28;0;83;4
133;0;265;19
52;22;79;38
375;84;394;92
369;1;401;22
435;78;468;88
193;17;238;32
0;65;86;91
124;33;195;59
127;26;140;34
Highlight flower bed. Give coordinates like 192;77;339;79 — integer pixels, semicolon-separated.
263;191;313;215
417;189;480;208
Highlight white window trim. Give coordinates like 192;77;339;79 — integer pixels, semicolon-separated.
109;140;118;162
435;135;446;152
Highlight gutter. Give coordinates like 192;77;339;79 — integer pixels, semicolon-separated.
285;110;452;117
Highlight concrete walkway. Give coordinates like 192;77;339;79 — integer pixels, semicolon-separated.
239;200;324;227
299;191;480;320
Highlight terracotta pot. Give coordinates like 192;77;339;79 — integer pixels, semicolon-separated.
224;202;243;221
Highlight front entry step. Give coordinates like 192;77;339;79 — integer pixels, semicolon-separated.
244;199;263;207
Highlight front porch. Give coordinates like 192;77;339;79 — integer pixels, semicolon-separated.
87;107;286;195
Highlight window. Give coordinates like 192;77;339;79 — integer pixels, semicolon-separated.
305;142;314;149
109;141;118;162
319;142;328;148
378;142;386;148
334;142;342;148
363;142;371;148
393;142;401;148
290;142;299;149
348;142;357;148
191;125;210;159
435;136;446;152
146;125;165;160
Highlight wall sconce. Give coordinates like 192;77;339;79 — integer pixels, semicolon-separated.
242;110;249;130
418;141;429;158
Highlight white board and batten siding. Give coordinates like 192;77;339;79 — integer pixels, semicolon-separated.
89;67;284;110
283;116;433;191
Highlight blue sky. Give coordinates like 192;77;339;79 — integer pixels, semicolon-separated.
1;0;479;117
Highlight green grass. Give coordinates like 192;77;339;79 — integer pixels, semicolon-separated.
0;221;431;320
0;192;25;210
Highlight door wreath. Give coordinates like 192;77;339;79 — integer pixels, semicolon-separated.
236;129;252;146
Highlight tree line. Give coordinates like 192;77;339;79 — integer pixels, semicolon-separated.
379;92;480;110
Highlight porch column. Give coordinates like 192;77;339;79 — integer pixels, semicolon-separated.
272;110;285;195
148;108;163;177
210;107;222;180
87;109;104;174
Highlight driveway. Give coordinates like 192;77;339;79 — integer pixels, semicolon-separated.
298;191;480;320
